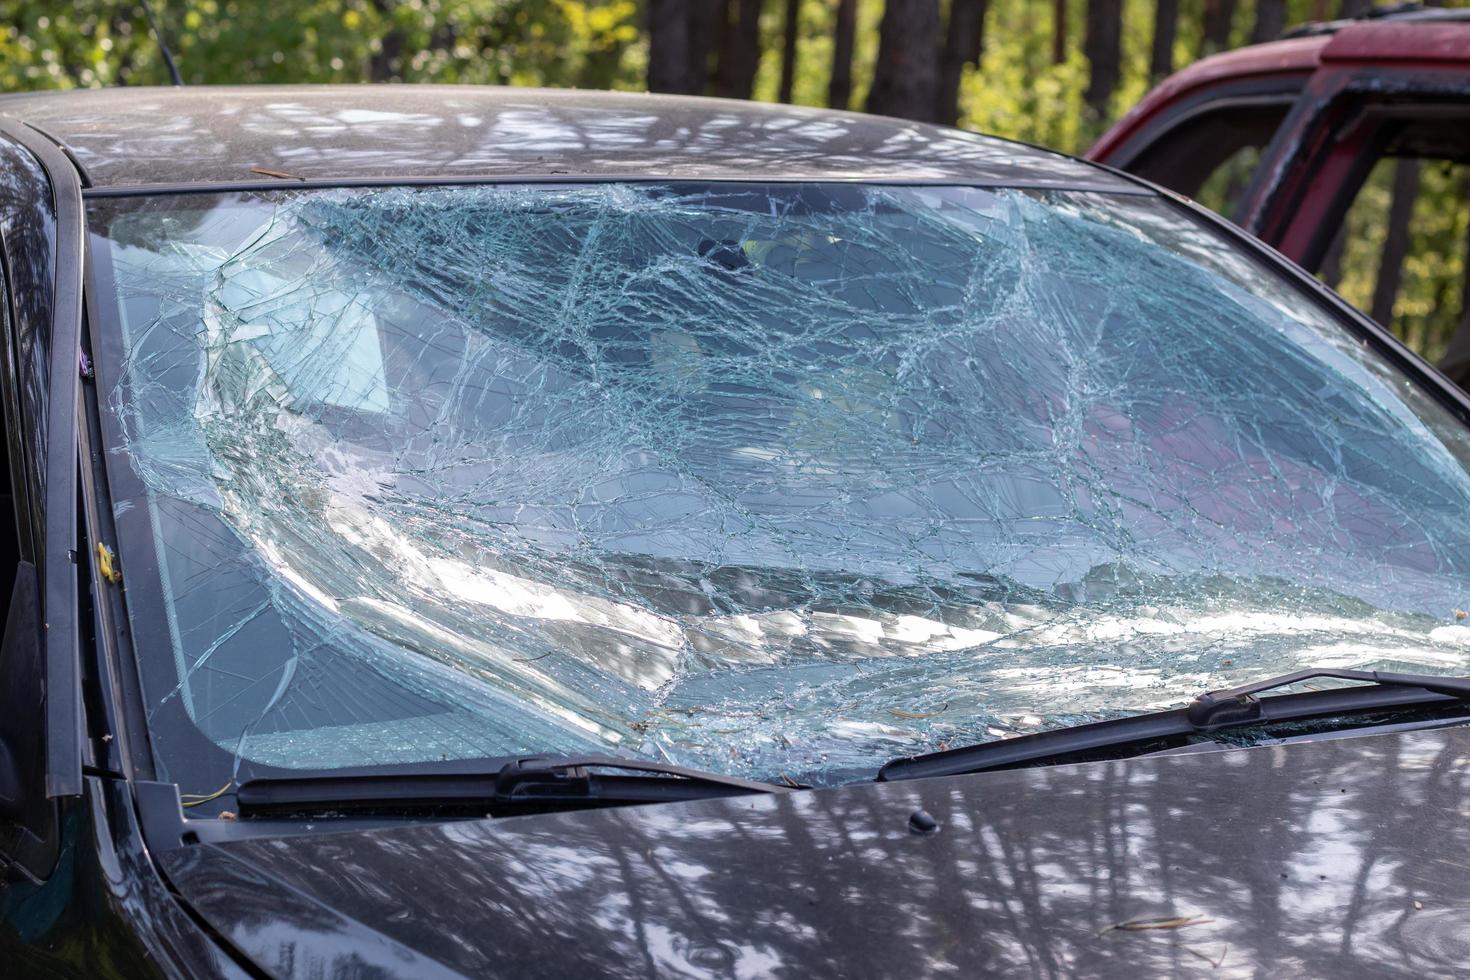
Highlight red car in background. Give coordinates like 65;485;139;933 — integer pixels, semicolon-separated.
1089;5;1470;381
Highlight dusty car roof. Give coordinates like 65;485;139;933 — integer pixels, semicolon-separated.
0;84;1138;193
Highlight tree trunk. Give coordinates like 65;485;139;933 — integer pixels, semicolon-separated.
1052;0;1067;64
936;0;989;126
1149;0;1178;79
829;0;858;109
688;0;722;92
1320;226;1346;290
1437;173;1470;385
1083;0;1123;125
866;0;942;122
715;0;764;99
1019;1;1037;91
1370;159;1421;329
648;0;721;94
370;0;404;81
1251;0;1286;43
778;0;801;103
648;0;691;92
1462;172;1470;333
1199;0;1238;56
1338;0;1372;17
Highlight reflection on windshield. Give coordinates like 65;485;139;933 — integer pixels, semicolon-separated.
91;183;1470;787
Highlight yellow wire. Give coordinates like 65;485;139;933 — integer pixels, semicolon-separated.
180;780;233;808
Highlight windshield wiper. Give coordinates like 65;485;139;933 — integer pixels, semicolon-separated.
236;754;791;818
877;668;1470;783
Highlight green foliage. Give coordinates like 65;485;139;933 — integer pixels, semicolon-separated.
960;1;1090;152
0;1;643;88
2;0;1468;357
1336;159;1470;359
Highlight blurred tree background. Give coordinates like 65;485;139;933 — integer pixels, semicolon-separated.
1;0;1467;357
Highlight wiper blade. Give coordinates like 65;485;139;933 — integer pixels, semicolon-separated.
237;754;791;818
878;668;1470;783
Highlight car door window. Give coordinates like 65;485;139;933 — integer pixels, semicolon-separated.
1121;102;1293;218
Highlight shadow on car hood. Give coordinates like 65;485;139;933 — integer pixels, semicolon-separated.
158;725;1470;979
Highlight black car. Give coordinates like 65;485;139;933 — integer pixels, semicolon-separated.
2;86;1470;978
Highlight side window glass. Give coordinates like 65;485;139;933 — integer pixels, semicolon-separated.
1125;103;1291;218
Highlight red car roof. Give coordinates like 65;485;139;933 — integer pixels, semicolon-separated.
1088;18;1470;164
1322;20;1470;63
1087;36;1324;162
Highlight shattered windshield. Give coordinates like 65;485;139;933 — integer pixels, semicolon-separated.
88;182;1470;792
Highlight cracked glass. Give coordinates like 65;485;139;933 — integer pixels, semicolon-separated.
87;182;1470;793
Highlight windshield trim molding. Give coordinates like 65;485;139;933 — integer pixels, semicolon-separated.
79;174;1159;200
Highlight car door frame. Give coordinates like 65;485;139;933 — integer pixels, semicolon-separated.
1236;61;1470;271
1087;74;1309;210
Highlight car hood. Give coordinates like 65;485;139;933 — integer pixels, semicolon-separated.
158;724;1470;979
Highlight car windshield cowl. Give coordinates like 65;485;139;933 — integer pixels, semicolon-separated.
86;179;1470;796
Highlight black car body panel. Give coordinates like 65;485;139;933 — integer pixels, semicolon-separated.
158;724;1470;979
3;777;249;978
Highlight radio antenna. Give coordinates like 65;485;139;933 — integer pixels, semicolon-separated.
139;2;184;86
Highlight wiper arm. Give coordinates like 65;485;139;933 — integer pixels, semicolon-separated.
237;754;791;818
878;668;1470;784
